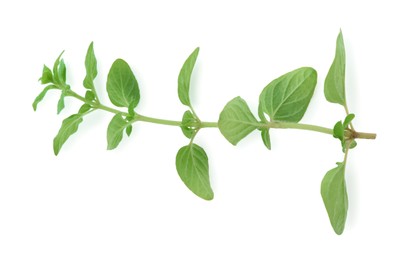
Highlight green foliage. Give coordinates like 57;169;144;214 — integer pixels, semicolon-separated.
324;31;346;106
343;113;355;128
333;113;357;152
260;129;271;150
259;67;317;123
218;97;259;145
83;42;98;90
181;110;196;138
53;114;84;155
32;85;58;111
321;162;348;235
78;104;91;114
40;65;53;84
178;47;199;107
34;33;376;235
107;59;140;108
85;90;96;102
57;92;65;114
176;144;213;200
53;51;65;84
107;114;132;150
126;125;133;137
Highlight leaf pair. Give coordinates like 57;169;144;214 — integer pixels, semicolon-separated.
176;48;213;200
218;67;318;148
106;59;140;150
321;31;354;235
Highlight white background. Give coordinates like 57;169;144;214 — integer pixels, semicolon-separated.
0;0;407;259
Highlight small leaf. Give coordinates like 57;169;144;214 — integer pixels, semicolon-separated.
85;90;96;102
78;104;91;114
218;97;259;145
83;42;98;90
40;65;53;84
57;92;65;114
53;51;64;83
261;129;271;150
343;113;355;128
107;59;140;108
324;30;346;106
107;114;131;150
349;140;357;149
321;162;348;235
32;85;58;111
333;121;344;140
58;59;67;83
176;143;213;200
53;114;83;155
259;67;317;123
180;110;196;139
178;47;199;107
126;125;133;137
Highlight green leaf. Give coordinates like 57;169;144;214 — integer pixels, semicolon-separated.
57;92;65;114
343;113;355;128
333;121;344;140
85;90;96;102
107;114;131;150
321;162;348;235
126;125;133;137
83;42;98;90
53;51;64;83
349;140;357;149
176;143;213;200
107;59;140;108
40;65;53;84
261;129;271;150
324;31;346;106
58;59;67;83
259;67;317;123
53;114;83;155
78;104;91;114
218;96;259;145
178;47;199;107
180;110;197;139
32;85;58;111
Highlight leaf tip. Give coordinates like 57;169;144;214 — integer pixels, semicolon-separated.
203;192;214;201
53;140;60;156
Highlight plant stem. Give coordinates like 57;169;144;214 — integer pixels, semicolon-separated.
66;89;376;139
67;90;127;116
354;132;377;139
268;121;376;140
269;121;333;135
136;114;181;126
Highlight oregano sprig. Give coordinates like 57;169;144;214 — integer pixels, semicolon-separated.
33;31;376;234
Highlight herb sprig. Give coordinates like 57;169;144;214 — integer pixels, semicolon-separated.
33;31;376;234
